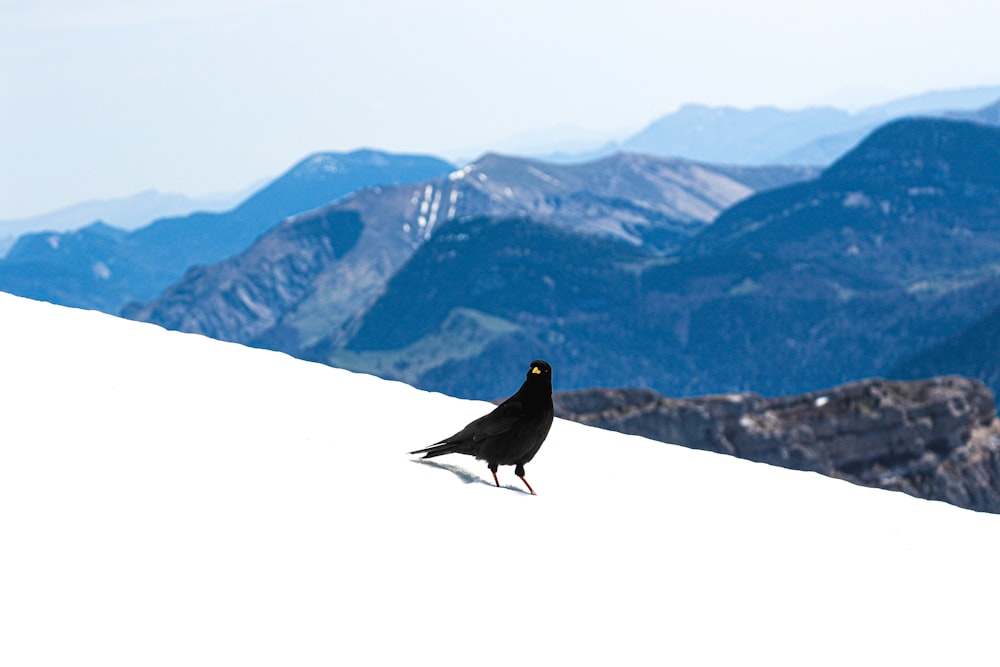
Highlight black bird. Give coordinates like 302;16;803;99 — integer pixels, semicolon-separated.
410;360;554;495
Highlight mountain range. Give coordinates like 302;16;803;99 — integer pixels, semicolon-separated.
5;89;1000;406
121;115;1000;403
0;188;254;259
0;150;454;312
0;187;251;236
121;154;816;375
13;86;998;254
635;117;1000;399
567;85;1000;166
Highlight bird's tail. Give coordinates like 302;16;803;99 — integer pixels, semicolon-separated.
409;440;464;459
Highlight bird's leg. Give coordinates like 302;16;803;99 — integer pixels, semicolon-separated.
515;464;536;495
518;476;536;495
489;463;500;487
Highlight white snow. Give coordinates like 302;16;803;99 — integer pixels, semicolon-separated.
92;261;112;280
448;165;475;181
416;185;439;236
527;165;562;187
908;186;945;197
425;189;442;239
2;291;1000;665
308;154;340;173
842;191;872;209
413;185;443;239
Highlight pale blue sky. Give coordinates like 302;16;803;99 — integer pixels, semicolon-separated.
3;0;1000;218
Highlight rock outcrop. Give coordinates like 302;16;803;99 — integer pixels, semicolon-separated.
554;376;1000;513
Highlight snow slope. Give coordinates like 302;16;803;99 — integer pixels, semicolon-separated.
2;291;998;666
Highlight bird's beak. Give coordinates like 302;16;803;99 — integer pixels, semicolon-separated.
531;366;542;374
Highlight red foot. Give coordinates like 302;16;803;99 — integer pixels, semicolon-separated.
492;471;500;487
519;476;536;495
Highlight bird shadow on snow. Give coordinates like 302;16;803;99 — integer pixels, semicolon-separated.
409;458;532;495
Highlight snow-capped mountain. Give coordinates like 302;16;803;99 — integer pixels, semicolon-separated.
2;291;998;665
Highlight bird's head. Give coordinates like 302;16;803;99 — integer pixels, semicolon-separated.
527;360;552;381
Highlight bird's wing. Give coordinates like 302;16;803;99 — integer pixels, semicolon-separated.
450;399;525;443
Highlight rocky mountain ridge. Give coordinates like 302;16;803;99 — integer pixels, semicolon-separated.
554;376;1000;513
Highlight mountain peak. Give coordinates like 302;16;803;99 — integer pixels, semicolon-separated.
288;149;453;181
823;117;1000;188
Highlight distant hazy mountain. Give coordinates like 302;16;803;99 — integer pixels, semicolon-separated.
123;153;815;364
0;188;248;236
622;104;857;164
0;188;253;259
869;86;1000;118
777;91;1000;165
466;124;625;163
949;98;1000;125
619;85;1000;166
0;150;454;312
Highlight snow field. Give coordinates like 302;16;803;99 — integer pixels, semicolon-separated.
1;292;998;666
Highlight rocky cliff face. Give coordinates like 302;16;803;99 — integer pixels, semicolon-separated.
554;376;1000;513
